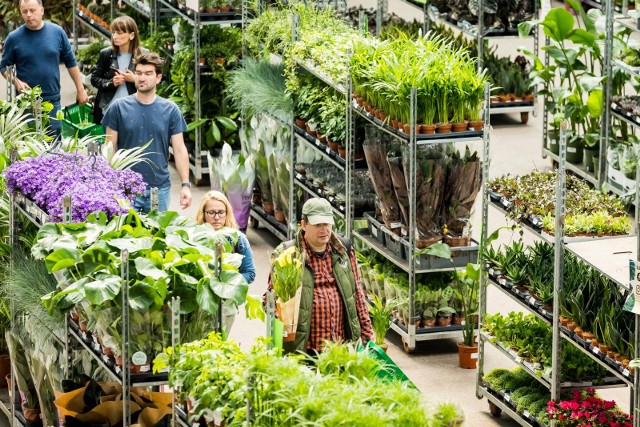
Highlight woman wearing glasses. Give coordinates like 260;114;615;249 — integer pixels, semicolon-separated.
196;190;256;284
196;191;256;335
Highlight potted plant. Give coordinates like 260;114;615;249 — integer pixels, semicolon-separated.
368;295;395;352
422;243;480;368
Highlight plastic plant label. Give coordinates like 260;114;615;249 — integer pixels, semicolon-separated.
132;351;147;365
567;147;577;153
139;364;151;373
623;369;630;377
504;394;511;402
523;411;530;418
326;147;332;154
514;356;521;363
371;227;378;237
471;352;478;359
623;259;640;314
102;355;111;364
528;296;536;305
92;342;101;352
593;347;600;355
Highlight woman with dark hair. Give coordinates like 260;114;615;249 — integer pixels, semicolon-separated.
90;15;143;124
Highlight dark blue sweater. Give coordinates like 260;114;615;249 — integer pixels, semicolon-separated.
0;22;77;101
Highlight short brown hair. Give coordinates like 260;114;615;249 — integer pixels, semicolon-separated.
133;52;163;75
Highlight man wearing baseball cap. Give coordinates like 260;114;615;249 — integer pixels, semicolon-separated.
268;198;373;354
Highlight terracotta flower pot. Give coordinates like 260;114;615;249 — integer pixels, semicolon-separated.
420;124;436;134
262;201;274;214
452;122;468;132
327;140;339;151
469;120;484;131
436;315;452;327
421;318;436;327
274;210;285;223
457;342;478;369
294;118;306;128
436;123;452;134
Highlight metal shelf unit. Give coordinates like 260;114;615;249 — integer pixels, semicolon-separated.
476;125;640;427
8;190;180;426
156;0;252;185
349;85;490;352
72;0;113;46
397;0;538;123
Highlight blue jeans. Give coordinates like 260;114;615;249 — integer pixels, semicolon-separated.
47;98;61;138
134;185;171;213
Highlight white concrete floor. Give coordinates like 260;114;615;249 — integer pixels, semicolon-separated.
0;0;634;425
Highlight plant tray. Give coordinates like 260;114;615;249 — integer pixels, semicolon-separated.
401;238;479;270
364;212;385;245
360;341;416;389
61;103;104;139
381;226;404;259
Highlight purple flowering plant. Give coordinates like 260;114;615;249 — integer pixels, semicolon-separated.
4;150;146;222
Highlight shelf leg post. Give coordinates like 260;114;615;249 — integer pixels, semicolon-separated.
551;121;569;402
121;250;131;426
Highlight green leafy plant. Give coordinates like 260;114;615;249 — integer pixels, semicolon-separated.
368;294;395;346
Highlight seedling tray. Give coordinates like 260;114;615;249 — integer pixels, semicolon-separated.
364;212;385;245
401;238;479;270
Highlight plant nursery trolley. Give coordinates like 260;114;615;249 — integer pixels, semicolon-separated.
476;123;640;427
72;0;113;48
349;84;490;353
160;0;253;185
393;0;538;124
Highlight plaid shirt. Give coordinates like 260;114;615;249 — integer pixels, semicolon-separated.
268;235;374;351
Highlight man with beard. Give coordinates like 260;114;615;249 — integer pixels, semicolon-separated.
103;52;192;212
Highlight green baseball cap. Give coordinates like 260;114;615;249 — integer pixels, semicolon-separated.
302;198;334;225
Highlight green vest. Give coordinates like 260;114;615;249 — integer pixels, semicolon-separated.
272;233;362;354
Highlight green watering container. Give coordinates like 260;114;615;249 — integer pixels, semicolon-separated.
61;104;104;139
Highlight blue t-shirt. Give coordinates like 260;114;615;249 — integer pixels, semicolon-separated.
102;95;187;188
0;22;76;101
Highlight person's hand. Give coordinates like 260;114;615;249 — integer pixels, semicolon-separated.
121;68;136;83
180;186;192;209
13;77;29;93
112;70;126;87
77;88;89;105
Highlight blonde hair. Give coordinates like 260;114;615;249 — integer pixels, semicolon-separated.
110;15;141;57
195;190;238;229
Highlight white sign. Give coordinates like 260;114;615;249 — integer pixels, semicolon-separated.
186;0;199;11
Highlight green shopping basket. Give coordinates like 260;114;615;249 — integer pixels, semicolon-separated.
363;341;417;389
61;103;104;139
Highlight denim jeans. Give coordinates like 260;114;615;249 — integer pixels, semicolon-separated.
47;98;61;138
133;185;171;213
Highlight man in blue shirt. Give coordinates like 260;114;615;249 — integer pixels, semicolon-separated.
102;52;192;212
0;0;89;135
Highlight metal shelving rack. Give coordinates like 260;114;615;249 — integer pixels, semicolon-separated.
541;0;634;199
72;0;114;50
348;84;489;352
8;186;176;426
157;0;250;185
398;0;538;124
476;123;640;426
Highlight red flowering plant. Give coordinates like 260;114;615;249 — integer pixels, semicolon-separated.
546;388;632;427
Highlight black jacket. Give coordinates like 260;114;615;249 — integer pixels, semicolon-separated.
90;47;138;124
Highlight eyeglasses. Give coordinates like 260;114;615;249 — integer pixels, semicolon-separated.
204;210;226;219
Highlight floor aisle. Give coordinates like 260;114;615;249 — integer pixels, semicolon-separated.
0;0;633;425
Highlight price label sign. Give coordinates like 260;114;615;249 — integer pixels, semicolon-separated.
623;259;640;314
